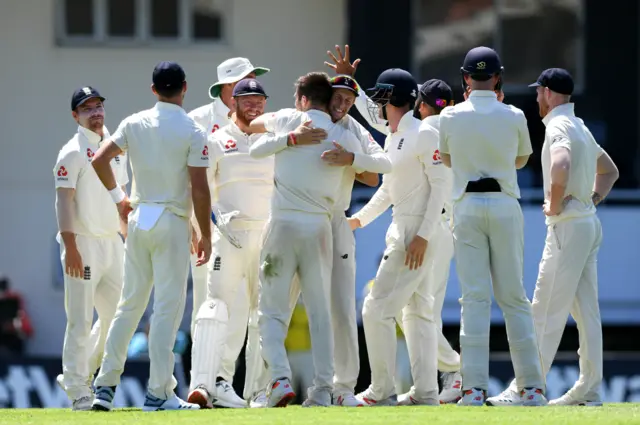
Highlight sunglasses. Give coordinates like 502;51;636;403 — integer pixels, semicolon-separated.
330;76;360;96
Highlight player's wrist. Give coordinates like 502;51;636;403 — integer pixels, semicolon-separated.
109;186;126;203
288;132;297;146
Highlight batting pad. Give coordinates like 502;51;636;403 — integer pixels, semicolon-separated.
191;298;229;392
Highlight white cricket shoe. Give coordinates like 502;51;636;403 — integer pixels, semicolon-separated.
397;389;439;406
355;387;397;406
249;390;268;408
142;393;200;411
187;385;213;409
486;388;520;406
92;386;116;411
457;388;486;406
266;378;296;408
212;380;247;408
333;392;365;407
72;395;94;411
549;393;602;406
439;372;462;404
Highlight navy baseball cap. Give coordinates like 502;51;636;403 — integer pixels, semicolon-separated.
529;68;574;95
461;46;503;80
71;86;105;110
232;78;268;98
419;79;453;108
152;61;186;91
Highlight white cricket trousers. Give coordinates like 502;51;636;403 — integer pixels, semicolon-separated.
506;214;603;400
331;212;359;395
452;193;544;391
259;213;334;395
363;216;439;400
95;209;190;400
396;218;461;373
189;220;264;392
61;234;123;400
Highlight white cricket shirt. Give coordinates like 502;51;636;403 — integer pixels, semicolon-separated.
541;103;602;225
334;115;392;212
54;125;129;238
209;120;275;222
189;99;230;135
110;102;209;218
438;90;533;201
353;112;449;240
249;108;361;218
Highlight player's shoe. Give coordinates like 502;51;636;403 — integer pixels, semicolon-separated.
266;378;296;407
355;387;397;406
142;393;200;411
439;372;462;403
212;379;247;408
187;385;213;409
249;389;268;408
92;386;116;411
397;389;439;406
72;395;94;411
333;392;365;407
302;388;331;407
486;387;519;406
457;388;486;406
520;388;548;406
549;393;602;406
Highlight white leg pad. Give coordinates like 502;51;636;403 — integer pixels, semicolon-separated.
190;298;229;392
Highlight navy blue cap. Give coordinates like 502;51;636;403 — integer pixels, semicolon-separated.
529;68;574;95
461;46;503;79
152;61;186;91
232;78;268;98
419;79;453;108
367;68;418;107
71;86;105;110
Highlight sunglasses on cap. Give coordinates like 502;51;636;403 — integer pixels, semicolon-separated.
330;76;360;96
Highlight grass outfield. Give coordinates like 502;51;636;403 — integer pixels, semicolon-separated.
2;405;640;425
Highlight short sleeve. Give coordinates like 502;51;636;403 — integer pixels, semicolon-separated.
263;108;296;134
53;149;82;189
188;125;210;168
111;117;130;152
547;123;571;152
114;152;129;186
516;110;534;156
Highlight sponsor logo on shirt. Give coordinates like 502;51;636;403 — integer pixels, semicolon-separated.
86;148;95;161
224;140;238;154
397;138;404;150
211;124;220;133
56;166;69;181
432;149;442;165
201;145;209;161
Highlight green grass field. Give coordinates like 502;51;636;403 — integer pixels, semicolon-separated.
2;404;640;425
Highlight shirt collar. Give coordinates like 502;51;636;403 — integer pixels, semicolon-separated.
397;111;419;132
77;125;104;145
542;103;575;127
469;90;497;99
154;101;185;113
305;109;333;127
214;98;231;120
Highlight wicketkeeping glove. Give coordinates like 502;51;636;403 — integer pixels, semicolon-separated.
211;205;242;249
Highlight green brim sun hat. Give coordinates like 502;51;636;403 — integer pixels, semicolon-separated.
208;57;270;99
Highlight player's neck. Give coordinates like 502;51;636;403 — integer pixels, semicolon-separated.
233;115;252;135
386;107;407;133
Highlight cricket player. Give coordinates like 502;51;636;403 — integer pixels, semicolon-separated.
438;46;546;406
90;61;212;411
324;75;392;406
187;79;273;409
54;87;128;411
346;68;442;406
247;72;365;407
187;58;270;401
325;45;463;402
487;68;619;407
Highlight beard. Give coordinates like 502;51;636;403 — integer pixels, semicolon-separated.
80;115;104;133
236;109;259;127
538;103;549;118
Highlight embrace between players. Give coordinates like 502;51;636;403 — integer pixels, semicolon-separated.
53;44;619;411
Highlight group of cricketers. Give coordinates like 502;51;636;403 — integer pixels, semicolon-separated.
52;43;619;412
